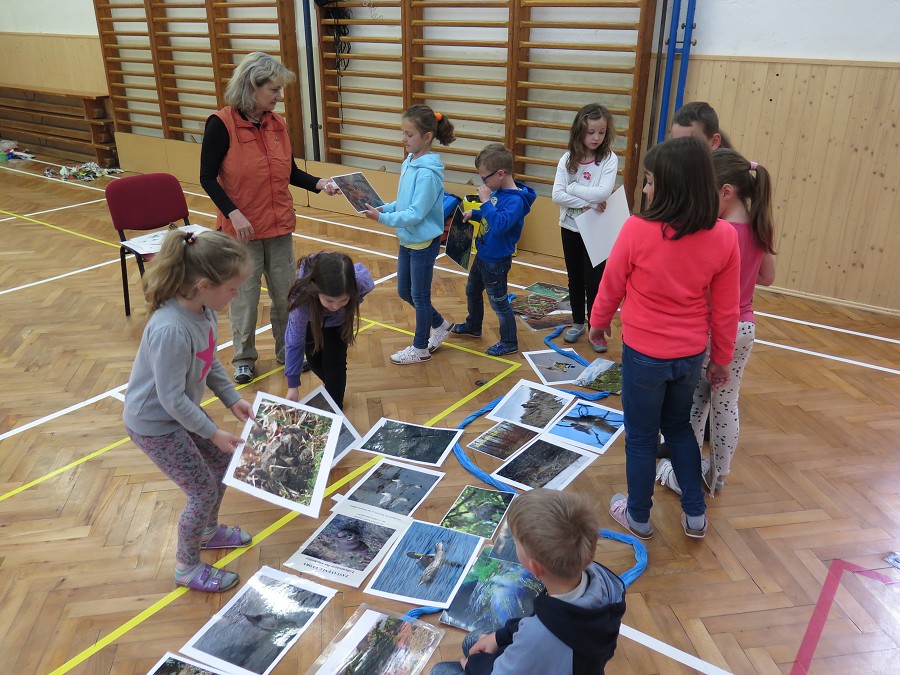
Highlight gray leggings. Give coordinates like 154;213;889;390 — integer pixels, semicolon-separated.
127;426;231;566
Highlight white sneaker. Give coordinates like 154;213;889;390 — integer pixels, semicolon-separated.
428;321;452;353
657;457;713;496
390;346;432;365
655;458;682;495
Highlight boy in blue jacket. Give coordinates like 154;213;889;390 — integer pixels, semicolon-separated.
450;144;536;356
430;489;626;675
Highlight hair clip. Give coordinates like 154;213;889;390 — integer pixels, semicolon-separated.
184;232;196;245
749;161;758;171
434;112;443;121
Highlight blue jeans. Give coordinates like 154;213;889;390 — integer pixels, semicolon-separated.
429;632;486;675
621;343;706;522
465;256;516;345
397;237;444;349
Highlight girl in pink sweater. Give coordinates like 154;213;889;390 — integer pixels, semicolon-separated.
657;149;776;497
590;137;740;539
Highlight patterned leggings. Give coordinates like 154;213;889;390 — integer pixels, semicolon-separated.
690;322;756;491
127;426;231;566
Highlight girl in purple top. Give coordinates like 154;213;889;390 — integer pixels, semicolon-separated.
658;149;776;496
284;252;375;409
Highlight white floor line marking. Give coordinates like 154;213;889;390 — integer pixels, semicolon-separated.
3;163;896;346
755;340;900;375
295;211;396;238
0;198;107;223
0;259;120;296
109;391;126;402
755;311;900;345
620;624;732;675
293;232;399;260
0;391;114;441
375;272;398;284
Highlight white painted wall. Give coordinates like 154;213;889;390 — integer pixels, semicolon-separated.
0;0;98;35
4;0;898;63
661;0;899;62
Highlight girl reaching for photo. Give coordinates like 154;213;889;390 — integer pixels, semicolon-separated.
284;252;375;409
123;230;254;593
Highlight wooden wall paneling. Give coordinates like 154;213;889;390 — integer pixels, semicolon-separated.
830;67;879;303
0;33;108;95
275;0;306;156
802;66;858;296
674;57;899;310
852;69;899;307
317;0;404;166
791;66;842;295
94;0;162;135
144;0;175;138
626;0;657;199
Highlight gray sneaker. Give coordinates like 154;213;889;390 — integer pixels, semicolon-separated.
563;324;585;343
233;364;253;384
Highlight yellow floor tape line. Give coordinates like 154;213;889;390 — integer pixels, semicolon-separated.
47;454;383;675
0;208;121;249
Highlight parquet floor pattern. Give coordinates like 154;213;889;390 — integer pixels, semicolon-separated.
1;159;898;674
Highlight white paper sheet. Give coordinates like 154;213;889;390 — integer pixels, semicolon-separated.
573;184;630;267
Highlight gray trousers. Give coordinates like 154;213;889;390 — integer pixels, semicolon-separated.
230;232;296;368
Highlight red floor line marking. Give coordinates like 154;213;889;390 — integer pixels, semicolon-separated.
790;559;899;675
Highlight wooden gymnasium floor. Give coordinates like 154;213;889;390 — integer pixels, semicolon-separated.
1;156;899;675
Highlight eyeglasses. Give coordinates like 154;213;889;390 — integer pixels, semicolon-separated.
478;169;500;184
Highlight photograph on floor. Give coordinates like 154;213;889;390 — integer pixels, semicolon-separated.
491;437;597;491
487;522;521;564
522;311;575;331
440;546;545;633
523;281;569;301
223;392;341;517
522;348;588;385
182;566;335;675
439;485;515;539
285;501;410;588
331;172;385;212
306;605;443;675
467;421;538;460
146;652;219;675
354;418;463;466
574;358;623;394
338;457;444;516
298;385;361;466
545;401;625;454
510;293;560;319
365;521;481;608
487;379;576;432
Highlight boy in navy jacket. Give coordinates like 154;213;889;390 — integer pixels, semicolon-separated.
430;489;626;675
450;144;536;356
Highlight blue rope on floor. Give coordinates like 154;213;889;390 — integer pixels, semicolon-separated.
400;324;642;622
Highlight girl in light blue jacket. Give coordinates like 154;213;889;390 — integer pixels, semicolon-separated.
364;104;457;365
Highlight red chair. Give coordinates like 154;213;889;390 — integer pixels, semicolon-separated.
105;173;190;315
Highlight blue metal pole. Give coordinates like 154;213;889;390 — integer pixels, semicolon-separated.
656;0;682;143
674;0;697;112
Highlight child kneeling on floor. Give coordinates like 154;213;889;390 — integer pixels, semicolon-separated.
450;143;536;356
430;489;626;675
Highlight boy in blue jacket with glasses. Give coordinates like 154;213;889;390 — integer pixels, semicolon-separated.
449;144;536;356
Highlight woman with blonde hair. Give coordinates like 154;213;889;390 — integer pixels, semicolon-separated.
200;51;337;384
